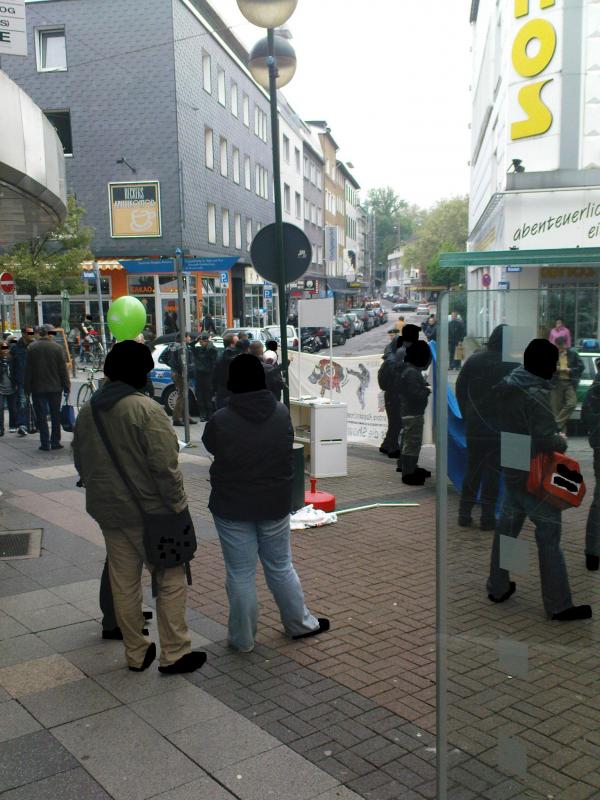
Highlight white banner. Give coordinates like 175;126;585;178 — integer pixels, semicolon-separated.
504;188;600;249
289;352;387;447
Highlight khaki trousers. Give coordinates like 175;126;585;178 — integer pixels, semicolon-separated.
550;381;577;433
103;525;191;669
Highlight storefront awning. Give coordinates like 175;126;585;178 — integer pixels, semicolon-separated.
440;246;600;268
81;259;123;271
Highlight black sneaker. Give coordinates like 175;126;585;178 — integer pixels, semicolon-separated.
158;650;207;674
51;444;64;450
173;420;184;427
39;445;50;451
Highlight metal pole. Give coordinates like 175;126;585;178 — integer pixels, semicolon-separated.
0;295;5;337
94;261;108;354
267;28;290;408
175;249;190;444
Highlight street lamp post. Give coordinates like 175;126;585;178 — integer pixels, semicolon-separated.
237;0;298;406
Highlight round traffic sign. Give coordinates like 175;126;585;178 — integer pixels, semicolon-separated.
250;223;312;284
482;273;491;288
0;272;15;294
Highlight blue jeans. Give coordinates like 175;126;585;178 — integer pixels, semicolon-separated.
15;385;27;428
213;515;319;651
487;482;573;617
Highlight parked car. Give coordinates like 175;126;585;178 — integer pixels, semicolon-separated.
345;311;364;334
354;308;373;331
336;314;353;339
393;302;417;313
223;327;271;344
265;324;299;351
416;304;430;315
367;310;380;328
332;320;347;346
573;351;600;422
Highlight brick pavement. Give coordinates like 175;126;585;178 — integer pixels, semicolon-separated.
2;426;600;798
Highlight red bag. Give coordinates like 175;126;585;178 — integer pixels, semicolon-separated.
526;451;586;510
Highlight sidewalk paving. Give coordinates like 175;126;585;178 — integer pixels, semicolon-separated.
1;425;600;799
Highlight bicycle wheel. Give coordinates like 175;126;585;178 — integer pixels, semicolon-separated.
91;345;105;370
77;383;94;410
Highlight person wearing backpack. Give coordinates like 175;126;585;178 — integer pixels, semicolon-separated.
379;324;420;458
72;340;206;674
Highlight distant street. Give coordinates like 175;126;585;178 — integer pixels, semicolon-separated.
334;303;423;357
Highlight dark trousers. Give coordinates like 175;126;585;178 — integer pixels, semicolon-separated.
400;415;424;474
381;391;402;453
586;448;600;557
0;392;17;432
99;558;118;630
459;430;501;522
196;373;214;419
32;391;62;448
450;341;460;370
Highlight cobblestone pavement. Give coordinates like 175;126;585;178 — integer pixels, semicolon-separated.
1;422;600;799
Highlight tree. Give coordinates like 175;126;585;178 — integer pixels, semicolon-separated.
0;195;94;317
403;196;468;288
365;187;424;281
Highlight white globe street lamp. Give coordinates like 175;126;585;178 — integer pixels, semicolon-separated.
236;0;297;28
248;34;297;89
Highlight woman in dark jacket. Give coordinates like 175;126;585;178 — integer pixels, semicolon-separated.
0;342;17;435
202;354;329;652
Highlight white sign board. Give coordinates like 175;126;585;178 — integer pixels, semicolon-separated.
0;1;27;57
325;226;338;263
298;298;334;329
504;188;600;249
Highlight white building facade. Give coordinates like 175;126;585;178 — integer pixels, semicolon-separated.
468;0;600;342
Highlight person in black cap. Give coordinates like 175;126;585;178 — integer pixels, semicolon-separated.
73;340;206;673
379;323;421;459
487;339;591;621
202;353;329;653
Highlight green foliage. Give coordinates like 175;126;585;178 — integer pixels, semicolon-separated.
365;187;424;277
404;196;469;287
0;195;93;299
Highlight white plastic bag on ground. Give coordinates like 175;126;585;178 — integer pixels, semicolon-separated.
290;504;337;530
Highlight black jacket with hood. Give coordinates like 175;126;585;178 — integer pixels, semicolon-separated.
455;325;516;435
398;362;430;416
494;365;566;486
202;389;294;520
582;373;600;449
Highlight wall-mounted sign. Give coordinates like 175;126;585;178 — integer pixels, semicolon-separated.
325;226;338;263
109;181;162;238
506;266;522;273
120;257;238;274
504;188;600;249
130;285;154;295
303;278;318;294
0;1;27;57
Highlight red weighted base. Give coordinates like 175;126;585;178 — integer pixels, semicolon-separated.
304;478;336;513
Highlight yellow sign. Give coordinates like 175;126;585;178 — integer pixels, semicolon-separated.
108;182;162;238
511;1;557;142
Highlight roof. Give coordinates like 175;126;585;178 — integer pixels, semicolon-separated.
336;160;360;189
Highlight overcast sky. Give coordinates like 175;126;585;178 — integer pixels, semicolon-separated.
212;0;473;210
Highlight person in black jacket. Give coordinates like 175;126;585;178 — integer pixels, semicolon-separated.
448;311;465;369
455;325;516;530
379;324;420;458
193;332;218;420
10;327;34;436
249;340;286;401
582;359;600;571
202;354;329;653
397;340;432;486
213;333;239;409
0;342;17;436
549;336;584;433
487;339;591;621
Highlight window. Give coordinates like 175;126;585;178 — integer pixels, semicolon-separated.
310;162;316;184
220;137;228;177
317;245;323;264
295;192;301;219
255;107;268;141
234;213;242;249
231;82;238;117
311;203;316;224
204;128;214;169
244;155;251;190
243;94;249;126
316;168;322;189
283;134;290;163
254;107;260;136
261;167;269;199
44;110;72;155
222;209;230;247
246;219;252;252
304;198;310;220
284;184;291;213
207;203;216;244
295;147;301;173
217;67;226;105
317;207;323;227
36;28;67;71
232;147;240;184
255;164;260;195
202;53;211;93
304;156;310;178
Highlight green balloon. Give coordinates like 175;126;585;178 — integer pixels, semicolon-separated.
107;296;147;341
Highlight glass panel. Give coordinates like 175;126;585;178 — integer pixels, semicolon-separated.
41;30;66;70
201;278;227;334
243;284;279;327
438;287;598;800
40;301;62;327
158;275;178;293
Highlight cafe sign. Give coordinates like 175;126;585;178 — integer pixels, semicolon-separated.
108;181;162;238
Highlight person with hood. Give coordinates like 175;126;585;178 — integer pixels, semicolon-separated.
455;325;516;530
379;323;421;458
549;336;584;434
487;339;591;621
72;340;206;674
396;340;432;485
581;358;600;571
422;315;437;342
202;354;329;653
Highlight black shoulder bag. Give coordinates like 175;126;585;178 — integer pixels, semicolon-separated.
91;400;197;597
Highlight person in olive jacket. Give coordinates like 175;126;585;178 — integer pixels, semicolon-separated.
581;359;600;571
549;336;584;433
487;339;591;621
73;341;206;675
24;325;70;451
202;354;329;653
455;325;515;530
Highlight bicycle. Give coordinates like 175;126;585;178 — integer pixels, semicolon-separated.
77;367;102;410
